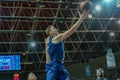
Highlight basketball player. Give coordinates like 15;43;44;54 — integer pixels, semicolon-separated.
45;10;88;80
28;72;37;80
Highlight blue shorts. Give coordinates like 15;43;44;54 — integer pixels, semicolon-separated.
45;61;70;80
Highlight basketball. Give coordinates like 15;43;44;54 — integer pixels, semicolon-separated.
80;0;93;12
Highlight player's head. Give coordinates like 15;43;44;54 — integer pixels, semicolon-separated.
28;72;37;80
46;25;59;36
96;68;104;78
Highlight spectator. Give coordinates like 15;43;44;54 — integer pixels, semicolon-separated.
28;72;37;80
96;68;108;80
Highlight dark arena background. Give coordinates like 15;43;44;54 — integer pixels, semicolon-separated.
0;0;120;80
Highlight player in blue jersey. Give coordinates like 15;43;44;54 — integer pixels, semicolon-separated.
45;10;88;80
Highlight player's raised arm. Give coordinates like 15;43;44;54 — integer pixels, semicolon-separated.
52;10;88;43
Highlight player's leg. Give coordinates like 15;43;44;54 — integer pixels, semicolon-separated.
46;70;58;80
59;68;70;80
59;73;70;80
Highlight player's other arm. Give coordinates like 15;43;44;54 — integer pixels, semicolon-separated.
45;38;50;64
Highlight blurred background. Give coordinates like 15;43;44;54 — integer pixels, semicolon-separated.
0;0;120;80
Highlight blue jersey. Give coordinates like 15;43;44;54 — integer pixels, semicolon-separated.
46;36;70;80
47;36;65;62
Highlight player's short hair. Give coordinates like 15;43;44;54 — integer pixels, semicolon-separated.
46;25;53;35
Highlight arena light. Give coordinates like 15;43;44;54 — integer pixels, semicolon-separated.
95;5;101;11
110;32;115;37
110;17;114;20
88;14;93;19
31;42;36;47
